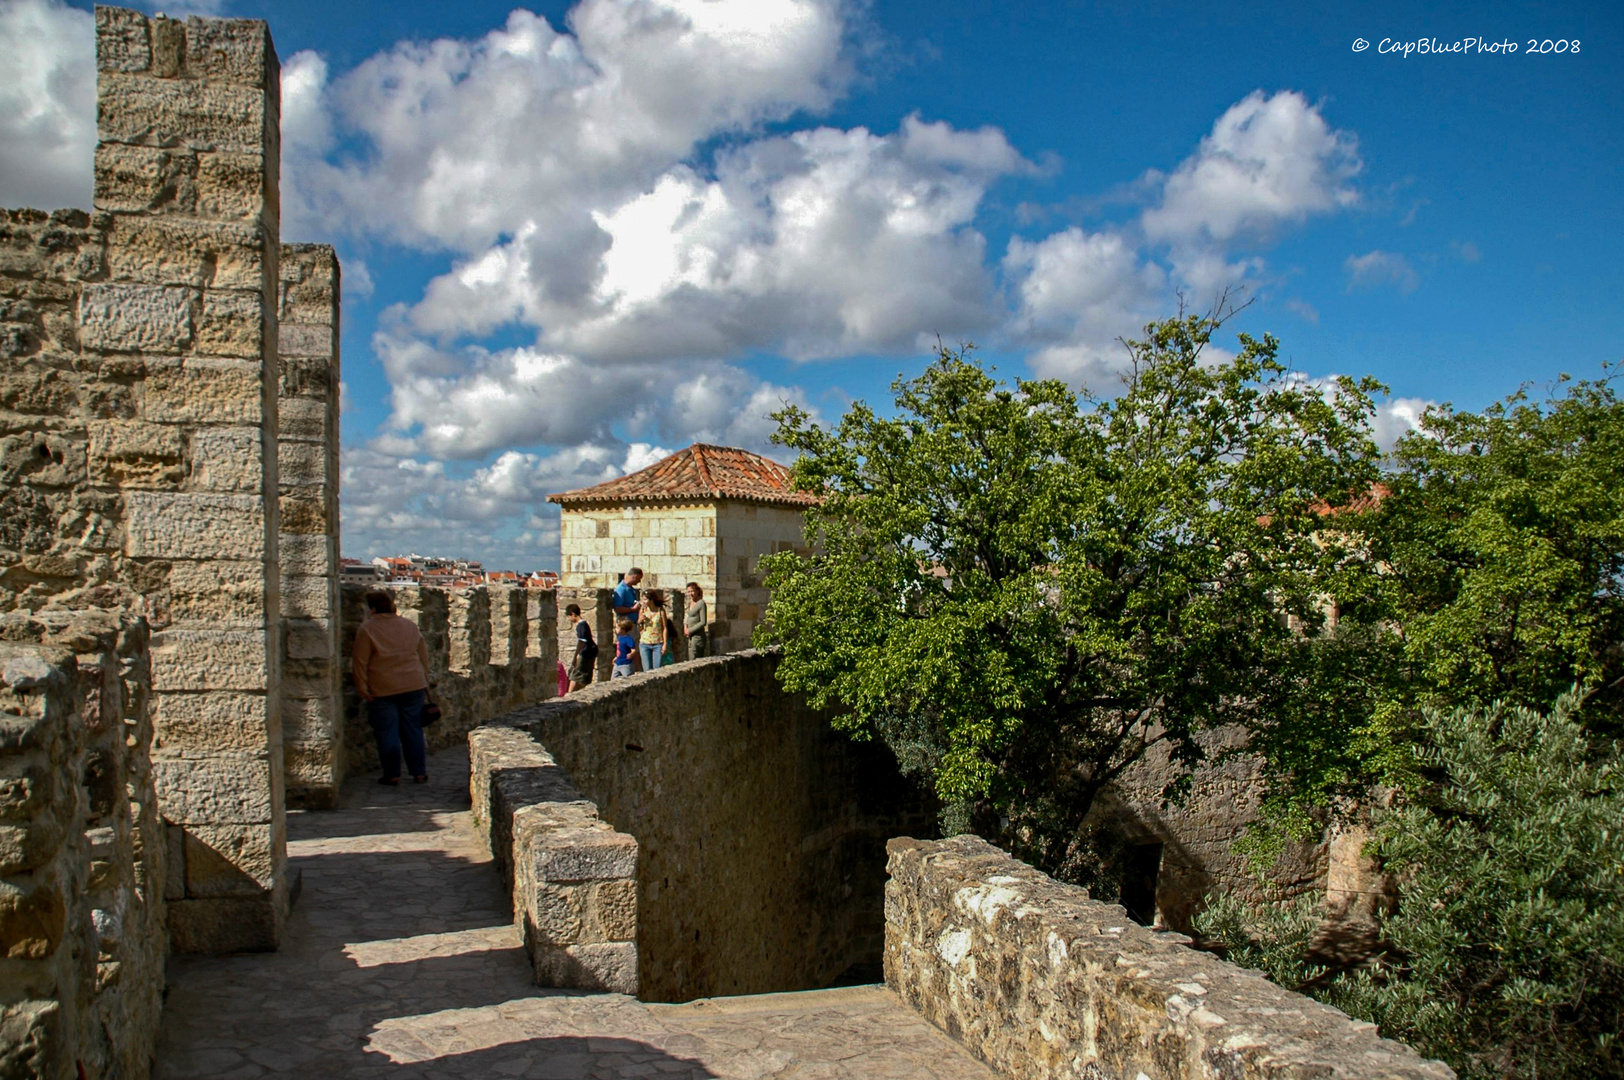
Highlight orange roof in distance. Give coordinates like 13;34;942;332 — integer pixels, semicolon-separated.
548;444;818;509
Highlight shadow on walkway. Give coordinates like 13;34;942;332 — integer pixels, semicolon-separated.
155;746;713;1079
154;744;998;1079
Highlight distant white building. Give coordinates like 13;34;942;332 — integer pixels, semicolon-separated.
549;444;817;655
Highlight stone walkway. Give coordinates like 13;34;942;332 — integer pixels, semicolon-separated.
154;747;999;1079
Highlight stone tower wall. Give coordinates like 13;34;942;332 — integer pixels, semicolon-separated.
712;501;806;653
557;502;719;608
0;8;293;955
276;245;341;808
94;8;289;954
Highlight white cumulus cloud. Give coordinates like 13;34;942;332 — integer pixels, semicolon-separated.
0;0;93;210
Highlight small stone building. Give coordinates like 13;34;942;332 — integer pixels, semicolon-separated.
549;444;816;654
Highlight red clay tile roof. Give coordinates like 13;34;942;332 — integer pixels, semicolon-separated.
548;444;819;509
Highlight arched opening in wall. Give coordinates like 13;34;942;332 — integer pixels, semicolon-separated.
1121;842;1164;926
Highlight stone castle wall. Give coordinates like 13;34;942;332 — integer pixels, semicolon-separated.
1095;726;1392;940
476;652;935;1003
337;582;557;780
276;245;342;808
1;8;298;954
0;611;166;1080
884;835;1453;1080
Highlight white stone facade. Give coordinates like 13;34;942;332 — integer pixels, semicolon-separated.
558;500;808;654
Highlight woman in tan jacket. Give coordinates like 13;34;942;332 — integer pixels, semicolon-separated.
352;590;432;785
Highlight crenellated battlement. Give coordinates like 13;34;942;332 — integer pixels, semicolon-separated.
335;582;558;787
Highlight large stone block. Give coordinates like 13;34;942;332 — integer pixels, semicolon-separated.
0;1000;59;1079
183;821;281;896
142;356;261;424
280;696;333;739
125;491;265;559
284;618;331;661
166;559;267;626
531;942;637;995
96;7;152;73
87;420;185;488
79;283;194;353
521;821;637;883
94;142;197;215
277;323;331;358
195;289;264;358
188;426;261;492
277;396;329;442
279;535;334;576
196;149;270;222
279;574;334;619
150;629;268;691
153;690;273;754
97;72;267;155
276;439;326;488
183;16;275;88
106;216;264;290
168;895;279;953
278;494;329;535
153;755;275;824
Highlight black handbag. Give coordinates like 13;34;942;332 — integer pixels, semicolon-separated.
422;690;443;726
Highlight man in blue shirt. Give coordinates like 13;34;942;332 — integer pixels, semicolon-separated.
612;567;643;620
611;567;643;670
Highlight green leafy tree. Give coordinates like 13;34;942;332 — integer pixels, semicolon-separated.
1247;372;1624;843
1200;695;1624;1079
755;315;1383;880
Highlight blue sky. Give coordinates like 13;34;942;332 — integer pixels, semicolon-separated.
3;0;1619;569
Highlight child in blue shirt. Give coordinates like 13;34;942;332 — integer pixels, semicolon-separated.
612;618;637;679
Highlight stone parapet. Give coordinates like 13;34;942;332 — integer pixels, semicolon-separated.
339;583;558;775
883;835;1453;1080
468;726;638;994
0;609;165;1080
483;651;934;1003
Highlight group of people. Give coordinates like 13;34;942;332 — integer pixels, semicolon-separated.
352;569;713;787
565;566;709;688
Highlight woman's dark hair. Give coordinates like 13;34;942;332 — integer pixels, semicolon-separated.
685;581;703;598
645;589;666;609
364;590;396;615
565;603;582;617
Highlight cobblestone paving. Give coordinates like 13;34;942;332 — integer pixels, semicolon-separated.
154;747;999;1079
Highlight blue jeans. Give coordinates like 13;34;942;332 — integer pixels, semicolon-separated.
369;688;427;781
639;643;664;671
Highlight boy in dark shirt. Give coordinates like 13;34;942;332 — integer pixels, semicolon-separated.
565;603;597;692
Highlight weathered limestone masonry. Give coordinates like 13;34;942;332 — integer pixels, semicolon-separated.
555;587;614;683
338;582;557;775
276;244;341;808
1094;727;1391;941
468;726;639;994
94;7;290;954
474;652;935;1003
0;8;293;955
884;836;1454;1080
0;612;165;1080
712;501;804;654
